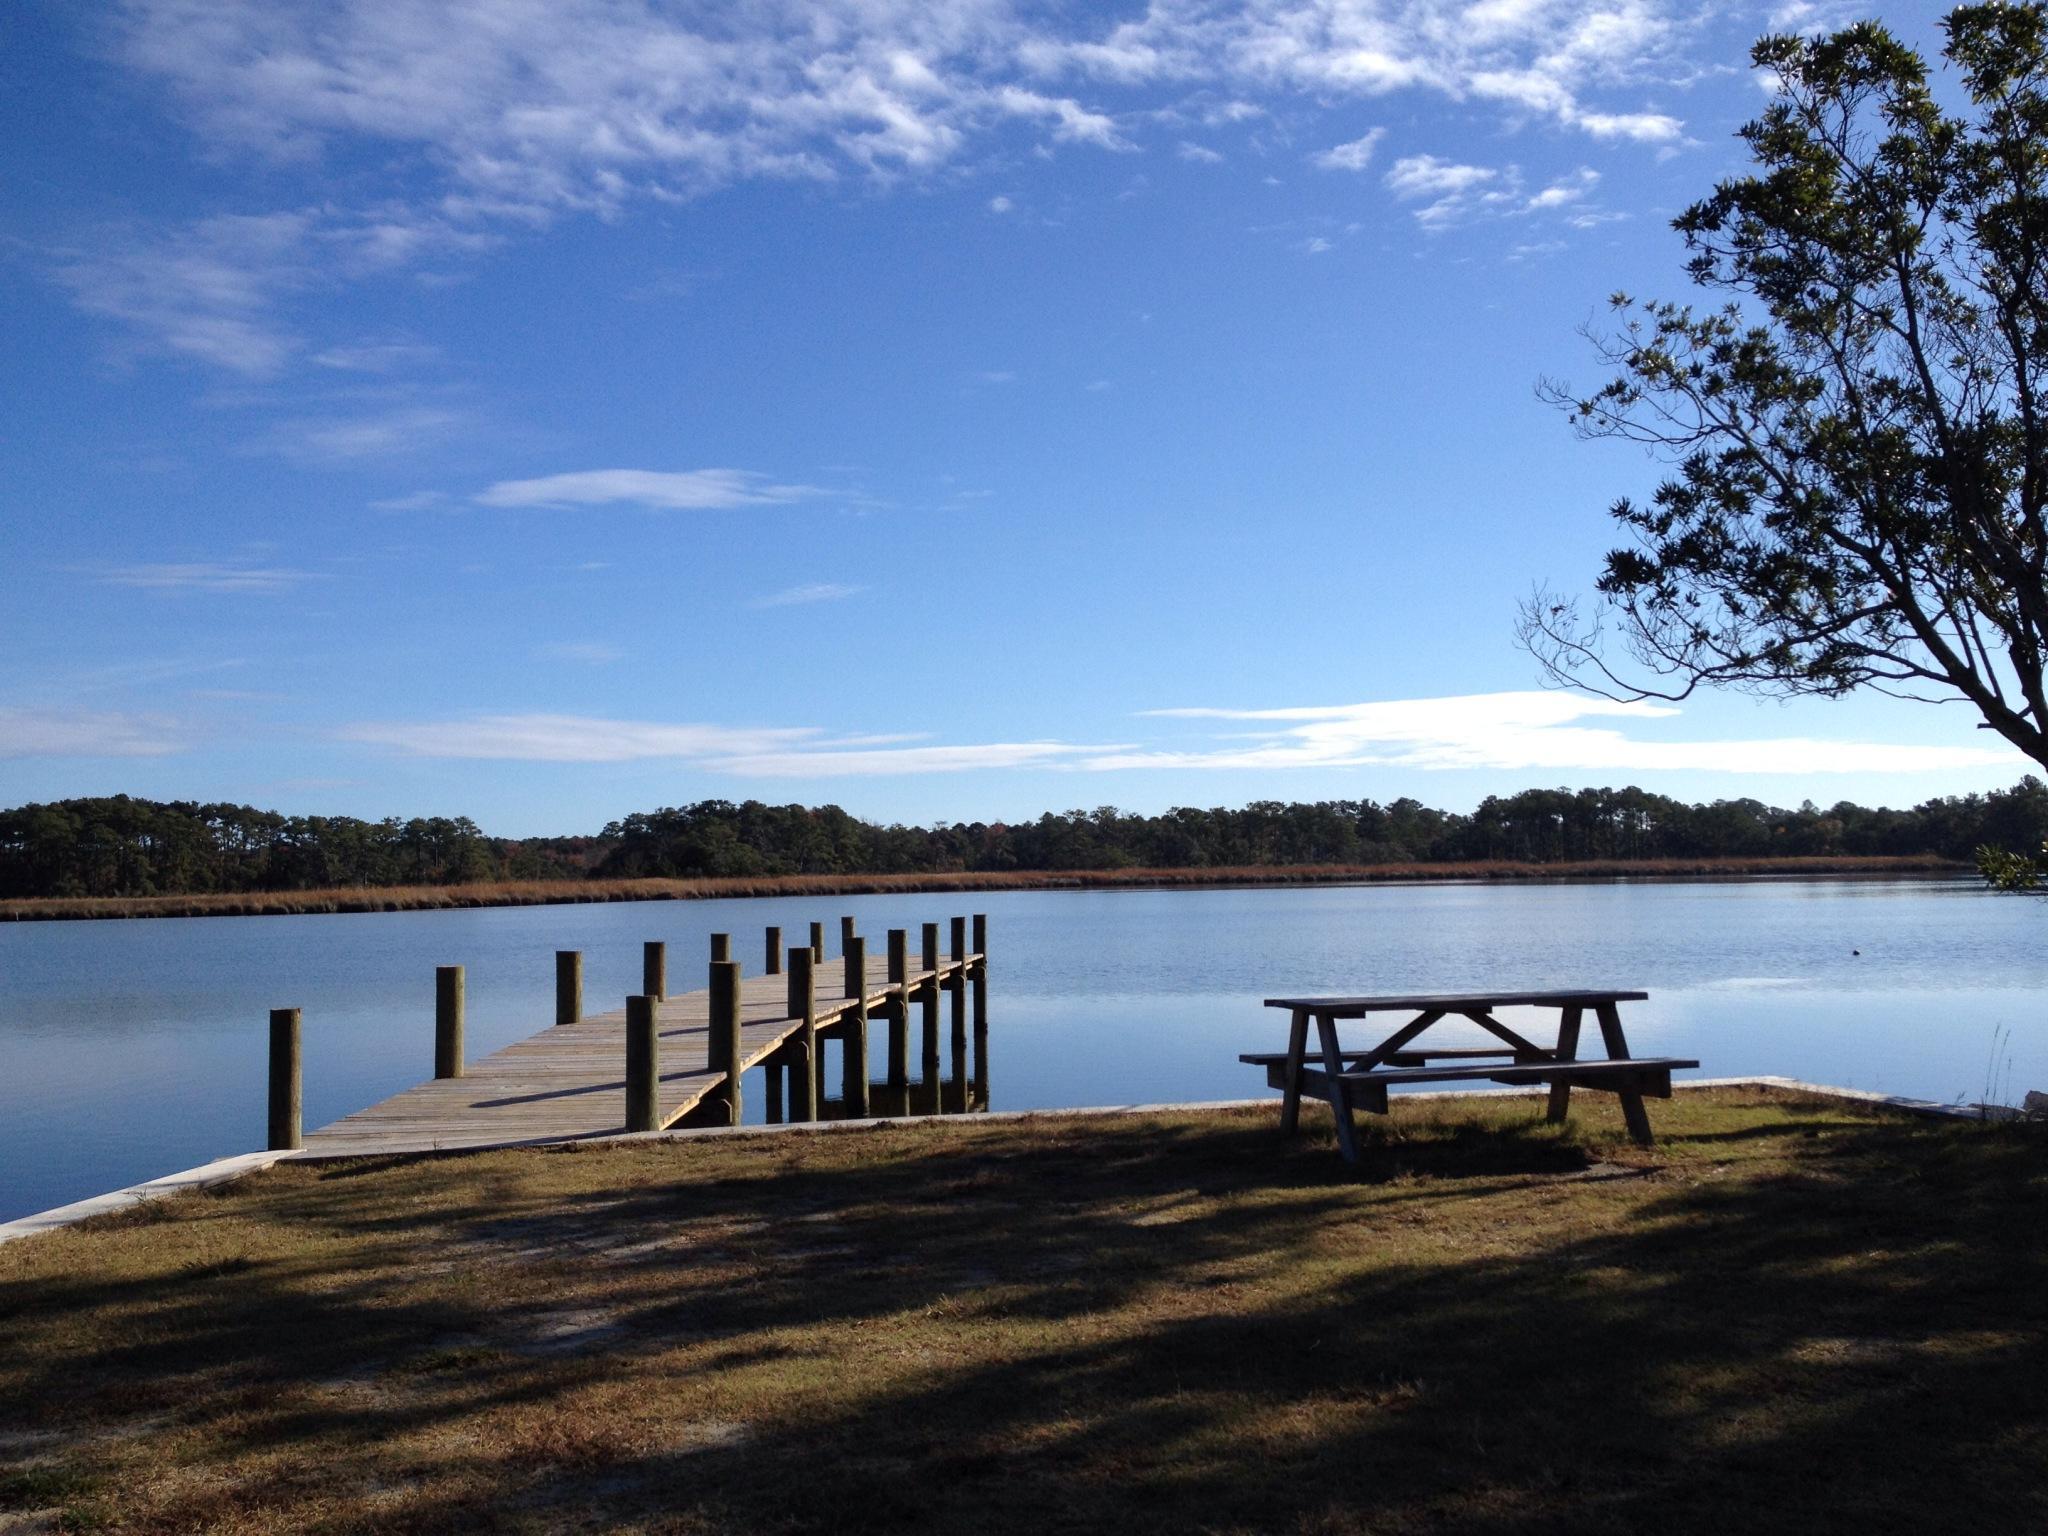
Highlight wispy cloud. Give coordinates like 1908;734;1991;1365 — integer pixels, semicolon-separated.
94;561;320;594
66;2;1695;372
475;468;818;511
261;406;464;462
1311;129;1385;171
0;707;186;758
333;691;2016;782
752;583;863;609
533;642;624;664
337;712;1114;774
310;340;440;373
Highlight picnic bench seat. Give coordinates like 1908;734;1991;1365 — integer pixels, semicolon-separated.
1246;989;1697;1161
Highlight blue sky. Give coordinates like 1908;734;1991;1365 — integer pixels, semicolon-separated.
3;0;2015;837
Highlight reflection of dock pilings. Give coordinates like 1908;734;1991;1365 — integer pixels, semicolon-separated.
284;914;989;1155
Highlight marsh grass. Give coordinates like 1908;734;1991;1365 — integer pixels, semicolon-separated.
0;855;1965;922
1;1088;2043;1532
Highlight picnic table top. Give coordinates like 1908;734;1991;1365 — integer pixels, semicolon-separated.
1262;988;1650;1013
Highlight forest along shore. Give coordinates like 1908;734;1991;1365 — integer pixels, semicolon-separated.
0;856;1969;921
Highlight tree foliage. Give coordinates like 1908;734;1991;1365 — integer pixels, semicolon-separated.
5;784;2046;900
1521;4;2048;779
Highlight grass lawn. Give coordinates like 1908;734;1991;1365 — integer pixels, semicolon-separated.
2;1087;2044;1533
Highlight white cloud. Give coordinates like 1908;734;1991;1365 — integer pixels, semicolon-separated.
1572;109;1683;142
0;708;186;758
1525;167;1599;210
1385;155;1497;200
1311;129;1385;171
475;468;817;511
752;583;863;608
68;1;1695;370
1177;140;1224;163
95;562;319;594
1112;692;2023;775
330;691;2022;781
1300;235;1333;254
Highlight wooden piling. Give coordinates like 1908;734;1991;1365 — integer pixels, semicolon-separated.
841;935;870;1117
886;928;909;1093
972;913;989;1102
809;920;825;961
766;1061;784;1123
840;914;856;956
625;995;659;1133
555;950;582;1025
268;1007;301;1151
709;959;742;1126
787;948;817;1121
920;921;941;1113
710;932;732;963
434;965;465;1080
765;926;782;975
643;940;667;1001
949;918;967;1101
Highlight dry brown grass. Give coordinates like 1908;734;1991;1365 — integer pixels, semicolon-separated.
2;1087;2043;1533
0;854;1965;921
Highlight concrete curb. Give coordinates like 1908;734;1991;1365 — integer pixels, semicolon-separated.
0;1150;296;1246
0;1075;2009;1246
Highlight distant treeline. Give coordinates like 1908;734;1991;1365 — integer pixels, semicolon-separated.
3;781;2045;900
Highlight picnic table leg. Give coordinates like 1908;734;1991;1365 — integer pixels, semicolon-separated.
1279;1007;1309;1136
1595;1001;1654;1145
1546;1005;1582;1125
1315;1011;1361;1164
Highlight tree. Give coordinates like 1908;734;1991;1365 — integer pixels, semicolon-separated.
1519;5;2048;789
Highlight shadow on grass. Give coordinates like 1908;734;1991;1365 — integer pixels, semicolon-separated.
3;1097;2044;1533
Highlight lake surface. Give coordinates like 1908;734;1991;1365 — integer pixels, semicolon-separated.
1;878;2041;1222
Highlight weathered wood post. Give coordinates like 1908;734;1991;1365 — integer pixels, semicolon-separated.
709;958;742;1126
765;926;783;976
434;964;465;1080
842;934;870;1118
948;917;967;1106
809;920;825;961
710;932;732;963
886;927;909;1109
765;1060;784;1123
625;994;659;1133
643;941;667;1001
787;947;817;1121
840;914;856;956
971;913;989;1105
555;950;582;1025
268;1006;301;1151
920;921;941;1114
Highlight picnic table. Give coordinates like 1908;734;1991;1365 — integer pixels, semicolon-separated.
1241;989;1697;1162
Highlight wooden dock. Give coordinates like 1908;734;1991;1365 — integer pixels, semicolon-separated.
290;917;988;1158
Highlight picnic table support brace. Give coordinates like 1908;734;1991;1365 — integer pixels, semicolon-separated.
1279;1007;1309;1136
1596;1001;1654;1145
1315;1011;1361;1162
1546;1005;1582;1125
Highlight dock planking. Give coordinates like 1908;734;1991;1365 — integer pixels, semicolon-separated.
300;930;985;1157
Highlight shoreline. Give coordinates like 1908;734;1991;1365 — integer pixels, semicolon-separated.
0;854;1968;922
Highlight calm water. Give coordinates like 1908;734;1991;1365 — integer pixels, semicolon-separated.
1;879;2041;1222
